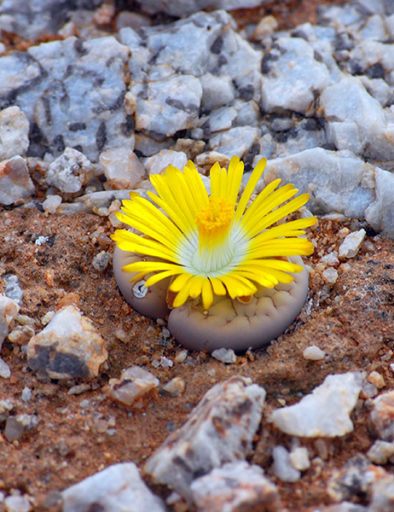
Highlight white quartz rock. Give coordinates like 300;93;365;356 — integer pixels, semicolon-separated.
271;372;365;437
0;106;29;160
261;36;331;114
365;167;394;239
144;149;188;175
27;305;108;380
62;463;166;512
46;147;94;194
0;156;35;205
0;295;19;350
191;461;280;511
145;376;266;501
321;76;394;160
99;148;145;189
272;445;301;482
106;366;160;407
263;148;375;220
338;229;366;259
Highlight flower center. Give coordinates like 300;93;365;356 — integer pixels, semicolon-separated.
196;196;234;250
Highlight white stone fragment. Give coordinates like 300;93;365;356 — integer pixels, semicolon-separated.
131;75;202;137
303;346;325;361
261;36;331;114
200;73;235;109
46;147;94;194
272;445;301;482
0;106;29;160
367;440;394;465
140;0;266;16
2;274;23;306
0;156;35;205
62;463;166;512
0;357;10;378
211;348;237;364
42;194;62;213
4;494;31;512
145;376;266;500
92;251;110;272
263;148;375;220
370;390;394;441
210;126;259;158
191;461;280;511
106;366;160;407
289;446;310;471
321;76;394;160
338;229;366;259
0;295;19;349
365;168;394;239
271;372;365;437
320;251;339;266
99;148;145;189
27;305;108;380
144;150;188;175
322;268;339;285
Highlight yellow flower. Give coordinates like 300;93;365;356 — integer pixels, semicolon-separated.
111;156;316;310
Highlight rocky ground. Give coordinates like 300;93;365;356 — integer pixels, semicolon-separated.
0;1;393;511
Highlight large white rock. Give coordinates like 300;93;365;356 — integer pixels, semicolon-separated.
261;36;331;114
271;372;365;437
62;463;166;512
139;0;269;16
321;76;394;161
365;167;394;239
145;376;266;501
191;461;280;511
263;148;375;219
27;305;108;380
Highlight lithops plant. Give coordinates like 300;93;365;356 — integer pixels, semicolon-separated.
111;156;316;351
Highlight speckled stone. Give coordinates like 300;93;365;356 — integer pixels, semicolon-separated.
145;376;266;501
62;462;166;512
0;106;29;160
27;305;108;380
369;390;394;441
191;461;281;512
106;366;159;407
0;156;35;205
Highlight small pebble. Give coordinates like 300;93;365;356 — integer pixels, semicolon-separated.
7;325;35;345
21;387;32;402
319;251;339;266
3;274;23;305
160;377;185;397
152;356;173;368
0;357;11;378
42;194;62;213
272;445;301;482
367;440;394;465
211;348;237;363
92;251;110;272
174;350;188;363
4;494;31;512
322;267;338;285
68;383;91;395
303;345;325;361
338;229;366;259
367;371;385;389
289;446;310;471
